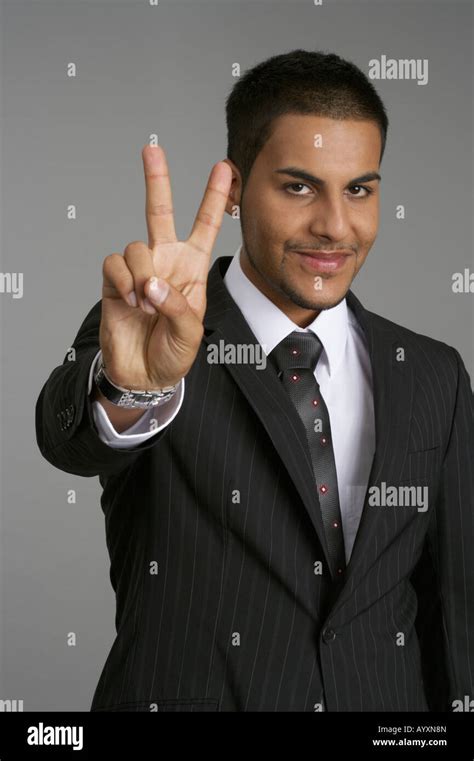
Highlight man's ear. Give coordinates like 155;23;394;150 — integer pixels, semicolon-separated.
222;158;242;216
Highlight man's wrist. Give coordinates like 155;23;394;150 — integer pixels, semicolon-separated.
90;384;153;433
93;351;180;409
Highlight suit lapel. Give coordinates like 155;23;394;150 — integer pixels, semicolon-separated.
203;256;415;593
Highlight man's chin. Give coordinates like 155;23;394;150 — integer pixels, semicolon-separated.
283;280;350;311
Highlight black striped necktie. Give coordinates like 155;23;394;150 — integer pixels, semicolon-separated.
270;330;346;579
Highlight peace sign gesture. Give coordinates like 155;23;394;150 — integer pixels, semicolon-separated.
100;144;232;392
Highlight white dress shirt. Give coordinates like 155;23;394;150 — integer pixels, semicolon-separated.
90;244;375;561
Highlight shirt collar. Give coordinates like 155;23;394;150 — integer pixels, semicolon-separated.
223;244;349;377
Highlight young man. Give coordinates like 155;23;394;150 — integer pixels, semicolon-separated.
36;50;473;712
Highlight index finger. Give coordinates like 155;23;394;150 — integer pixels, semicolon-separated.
142;144;177;248
188;162;233;255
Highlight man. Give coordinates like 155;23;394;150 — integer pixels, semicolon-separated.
36;50;473;712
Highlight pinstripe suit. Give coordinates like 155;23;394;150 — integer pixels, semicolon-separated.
36;255;474;711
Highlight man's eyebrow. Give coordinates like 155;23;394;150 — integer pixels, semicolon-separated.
274;167;382;186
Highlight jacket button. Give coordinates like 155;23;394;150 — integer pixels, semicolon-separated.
322;628;336;643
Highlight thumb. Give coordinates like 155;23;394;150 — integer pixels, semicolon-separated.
145;276;200;343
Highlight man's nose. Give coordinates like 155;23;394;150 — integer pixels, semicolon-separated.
308;194;351;242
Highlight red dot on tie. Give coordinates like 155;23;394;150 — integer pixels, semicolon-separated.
291;373;299;382
320;437;327;446
333;521;339;528
337;567;343;575
291;348;299;356
320;484;328;494
312;399;319;406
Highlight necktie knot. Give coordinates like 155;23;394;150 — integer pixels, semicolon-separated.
270;330;324;376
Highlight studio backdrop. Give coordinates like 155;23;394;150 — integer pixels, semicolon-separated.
0;0;472;710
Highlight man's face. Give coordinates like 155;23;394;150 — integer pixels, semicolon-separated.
225;114;381;326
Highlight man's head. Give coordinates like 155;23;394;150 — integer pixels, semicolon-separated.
224;50;389;326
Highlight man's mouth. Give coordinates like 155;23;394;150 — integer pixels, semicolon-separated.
291;249;352;272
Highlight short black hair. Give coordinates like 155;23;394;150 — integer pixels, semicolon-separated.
225;49;389;188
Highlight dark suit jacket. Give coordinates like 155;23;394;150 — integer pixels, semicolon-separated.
35;255;474;712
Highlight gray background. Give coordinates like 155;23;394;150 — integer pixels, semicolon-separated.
1;0;472;710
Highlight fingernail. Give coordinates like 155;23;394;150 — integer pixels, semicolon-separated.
148;276;169;304
127;291;138;307
142;298;157;314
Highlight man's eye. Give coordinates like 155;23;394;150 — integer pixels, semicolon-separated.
348;185;373;197
284;183;374;198
284;183;312;195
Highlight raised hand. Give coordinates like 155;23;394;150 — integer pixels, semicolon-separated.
99;144;232;391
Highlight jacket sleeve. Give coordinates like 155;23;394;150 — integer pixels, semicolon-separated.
420;346;474;710
35;298;171;477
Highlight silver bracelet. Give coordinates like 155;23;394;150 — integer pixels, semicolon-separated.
93;351;179;409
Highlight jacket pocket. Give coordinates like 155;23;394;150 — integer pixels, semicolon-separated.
406;445;440;454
